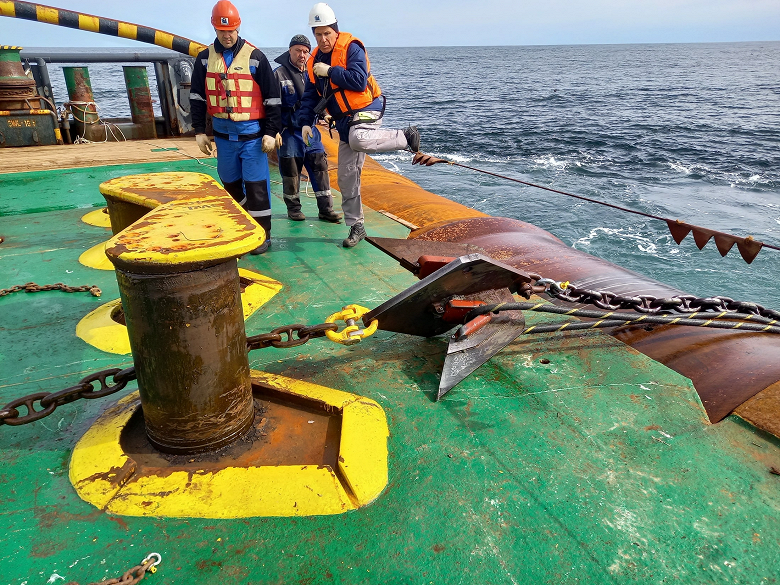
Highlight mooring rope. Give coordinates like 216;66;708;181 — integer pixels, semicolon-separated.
458;301;780;338
411;152;779;263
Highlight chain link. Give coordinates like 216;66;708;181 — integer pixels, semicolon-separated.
0;367;136;426
246;322;339;351
543;280;780;321
0;282;102;298
1;318;340;427
85;553;161;585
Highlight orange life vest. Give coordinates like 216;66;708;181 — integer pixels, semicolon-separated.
307;32;382;118
205;41;265;121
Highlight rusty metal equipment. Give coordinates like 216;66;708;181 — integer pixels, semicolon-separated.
365;254;531;399
63;65;103;141
115;260;253;453
0;46;60;146
123;66;157;140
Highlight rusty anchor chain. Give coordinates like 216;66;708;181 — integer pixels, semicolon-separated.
0;282;102;298
1;310;378;427
0;367;137;426
537;279;780;321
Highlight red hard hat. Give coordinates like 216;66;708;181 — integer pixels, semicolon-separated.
211;0;241;30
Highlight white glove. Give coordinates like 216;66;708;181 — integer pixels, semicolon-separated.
195;133;213;156
261;135;276;153
302;126;313;146
275;132;283;149
312;62;331;77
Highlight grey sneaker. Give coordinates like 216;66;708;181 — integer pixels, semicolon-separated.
250;240;270;255
403;126;420;153
287;210;306;221
318;210;343;223
342;222;366;248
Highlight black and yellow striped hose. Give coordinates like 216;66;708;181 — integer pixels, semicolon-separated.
0;1;206;57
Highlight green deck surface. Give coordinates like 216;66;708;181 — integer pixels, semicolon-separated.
1;159;779;584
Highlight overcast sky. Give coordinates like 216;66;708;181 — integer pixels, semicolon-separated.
1;0;778;48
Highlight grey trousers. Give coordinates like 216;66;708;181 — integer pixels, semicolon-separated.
338;112;408;226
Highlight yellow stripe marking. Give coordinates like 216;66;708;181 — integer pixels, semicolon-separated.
594;320;606;327
636;315;647;321
703;319;714;326
0;2;16;17
78;14;100;32
734;322;743;328
36;5;59;24
670;318;681;325
525;326;536;333
117;22;137;39
566;308;577;314
558;323;570;331
154;30;175;50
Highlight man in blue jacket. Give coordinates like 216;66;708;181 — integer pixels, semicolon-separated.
190;1;282;254
297;3;420;248
273;35;341;223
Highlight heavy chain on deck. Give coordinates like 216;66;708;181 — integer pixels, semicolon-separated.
0;282;102;297
0;367;136;426
538;279;780;320
1;318;347;426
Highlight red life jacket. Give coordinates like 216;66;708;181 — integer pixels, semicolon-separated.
205;41;265;121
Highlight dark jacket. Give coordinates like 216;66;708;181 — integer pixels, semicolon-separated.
273;51;306;130
297;39;383;142
190;37;281;136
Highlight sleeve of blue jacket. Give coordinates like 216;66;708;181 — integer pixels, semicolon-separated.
328;43;369;92
190;48;210;135
297;41;371;127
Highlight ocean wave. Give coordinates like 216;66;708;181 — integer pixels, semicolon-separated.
572;226;675;256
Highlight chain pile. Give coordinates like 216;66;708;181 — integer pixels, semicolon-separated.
0;282;101;298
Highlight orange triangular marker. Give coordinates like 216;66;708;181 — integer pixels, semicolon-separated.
666;220;692;244
713;233;738;257
737;236;763;264
692;227;715;250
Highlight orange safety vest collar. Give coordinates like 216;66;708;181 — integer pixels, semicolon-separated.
307;32;382;118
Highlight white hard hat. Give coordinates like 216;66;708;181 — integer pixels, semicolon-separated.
308;3;337;28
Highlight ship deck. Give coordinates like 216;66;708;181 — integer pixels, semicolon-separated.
1;147;779;584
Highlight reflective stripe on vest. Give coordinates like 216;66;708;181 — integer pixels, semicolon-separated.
307;32;382;118
205;42;266;121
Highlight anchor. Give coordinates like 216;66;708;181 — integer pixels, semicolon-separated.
365;237;536;400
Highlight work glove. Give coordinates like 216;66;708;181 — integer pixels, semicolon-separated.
275;132;283;149
312;62;331;77
261;135;276;153
302;125;313;146
196;133;213;156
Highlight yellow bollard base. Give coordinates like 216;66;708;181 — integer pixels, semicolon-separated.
69;372;389;518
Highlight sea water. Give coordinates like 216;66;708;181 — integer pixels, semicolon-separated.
45;42;780;308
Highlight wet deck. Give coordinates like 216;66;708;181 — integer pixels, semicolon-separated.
1;158;779;584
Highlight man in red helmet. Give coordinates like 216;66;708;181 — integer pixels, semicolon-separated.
190;0;282;254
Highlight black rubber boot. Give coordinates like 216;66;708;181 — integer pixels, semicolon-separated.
316;195;342;223
342;222;366;248
403;126;420;153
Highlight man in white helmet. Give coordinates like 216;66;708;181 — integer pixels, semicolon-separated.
298;2;420;248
